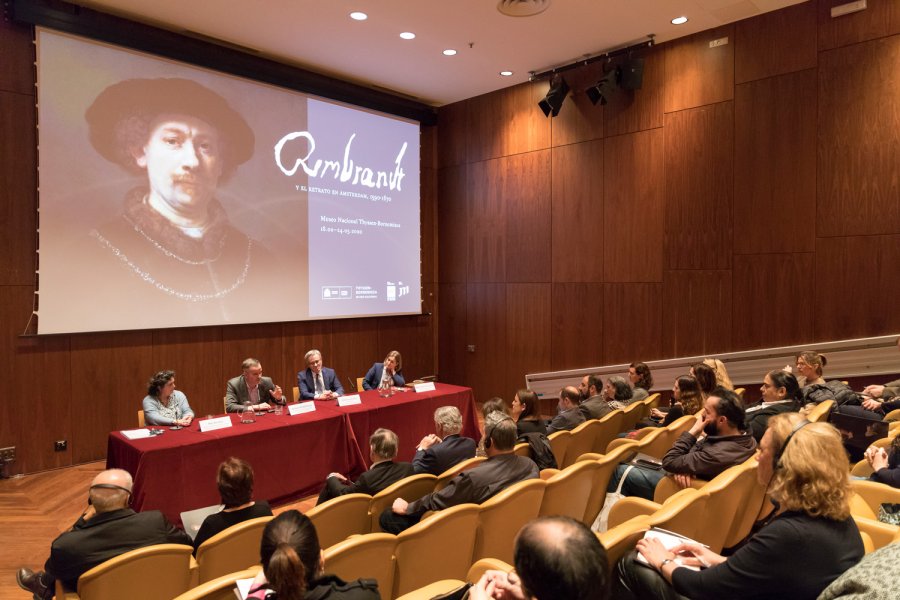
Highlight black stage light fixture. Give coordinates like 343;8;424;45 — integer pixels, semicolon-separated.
586;65;621;106
538;75;570;117
620;57;645;90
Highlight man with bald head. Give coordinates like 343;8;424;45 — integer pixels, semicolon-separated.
546;386;587;433
17;469;190;599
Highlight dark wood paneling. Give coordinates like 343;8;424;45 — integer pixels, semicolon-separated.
550;62;605;147
734;69;817;254
550;283;604;370
467;159;506;282
0;91;36;286
151;327;224;418
219;322;286;388
378;312;435;382
437;101;468;168
818;0;900;51
466;284;507;402
421;124;437;170
0;20;34;94
664;25;735;113
735;0;817;84
551;141;604;282
69;331;153;463
437;165;468;283
603;283;662;364
732;253;815;351
506;151;552;283
664;102;734;270
283;320;334;390
818;36;900;236
815;235;900;340
421;165;437;285
331;318;381;387
603;128;665;282
662;270;732;357
467;83;551;163
605;46;665;137
506;283;551;395
437;283;467;385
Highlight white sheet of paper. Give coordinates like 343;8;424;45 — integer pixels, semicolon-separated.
121;428;151;440
288;401;316;415
199;416;233;432
414;382;437;393
234;578;254;600
338;394;362;406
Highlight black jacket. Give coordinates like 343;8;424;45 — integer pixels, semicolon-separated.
412;434;477;475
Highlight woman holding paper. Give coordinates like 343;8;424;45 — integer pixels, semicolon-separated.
613;413;864;600
142;370;194;427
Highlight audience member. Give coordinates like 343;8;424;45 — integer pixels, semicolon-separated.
691;363;717;399
318;429;414;504
193;457;273;552
744;370;801;442
247;510;379;599
862;337;900;403
606;376;636;409
795;350;827;387
580;375;615;420
16;469;191;598
607;388;756;500
547;386;587;433
818;539;900;599
412;406;476;475
629;362;654;402
614;413;864;600
865;435;900;488
380;415;538;534
482;397;510;419
142;369;194;427
362;350;405;391
471;516;609;600
512;389;546;436
298;349;343;400
225;357;284;413
703;358;734;390
641;375;702;429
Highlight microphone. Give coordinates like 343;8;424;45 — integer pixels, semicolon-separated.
346;376;357;392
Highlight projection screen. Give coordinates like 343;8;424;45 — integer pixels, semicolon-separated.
35;29;421;334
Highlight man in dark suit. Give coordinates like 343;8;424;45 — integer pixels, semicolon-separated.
412;405;477;475
316;428;414;504
17;469;191;598
579;374;615;420
547;386;587;433
225;357;285;413
298;349;344;400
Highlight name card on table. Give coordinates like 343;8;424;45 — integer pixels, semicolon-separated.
199;416;233;433
288;401;316;416
338;394;362;407
414;382;437;393
121;428;151;440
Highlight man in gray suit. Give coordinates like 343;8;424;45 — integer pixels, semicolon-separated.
225;357;285;413
580;374;614;420
547;386;587;433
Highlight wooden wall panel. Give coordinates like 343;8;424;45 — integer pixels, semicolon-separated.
437;165;468;283
818;36;900;236
815;235;900;340
506;151;552;282
550;283;604;370
550;62;605;147
603;128;665;282
732;253;815;350
421;165;437;284
331;318;381;386
506;284;552;395
551;141;604;282
735;0;817;84
151;327;224;418
437;283;467;385
664;102;734;270
603;283;662;364
0;20;34;94
818;0;900;51
734;69;817;254
0;91;36;286
662;270;733;358
378;313;435;382
605;46;665;137
467;83;550;163
69;332;153;463
437;101;468;168
283;320;334;390
466;284;507;402
467;159;506;282
421;124;437;170
664;25;735;113
219;322;285;387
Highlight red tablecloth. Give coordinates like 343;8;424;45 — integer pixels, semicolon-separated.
107;383;477;523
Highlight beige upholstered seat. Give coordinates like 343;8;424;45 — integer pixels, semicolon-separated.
540;459;600;521
393;558;514;600
547;430;572;467
324;532;397;596
369;473;438;532
598;519;649;575
608;488;709;538
137;410;145;427
807;399;835;423
513;441;530;457
592;410;626;455
306;492;373;548
474;478;545;563
434;456;487;491
195;516;273;584
582;444;642;527
172;566;261;600
619;400;647;432
605;426;665;454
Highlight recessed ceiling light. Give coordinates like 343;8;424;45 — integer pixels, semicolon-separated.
500;70;513;77
443;49;457;56
399;32;416;40
671;16;688;25
350;12;368;21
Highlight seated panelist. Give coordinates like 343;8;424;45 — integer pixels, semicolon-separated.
298;349;344;400
362;350;405;390
142;370;194;427
225;357;284;413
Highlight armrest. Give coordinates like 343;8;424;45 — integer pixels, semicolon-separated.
850;479;900;513
608;497;660;530
395;580;467;600
467;558;514;581
606;438;639;453
853;515;899;550
540;468;560;480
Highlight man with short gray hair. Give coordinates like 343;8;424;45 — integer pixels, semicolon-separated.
317;428;414;504
412;405;476;475
298;349;343;400
225;357;285;412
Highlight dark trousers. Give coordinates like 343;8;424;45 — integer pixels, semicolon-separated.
611;550;689;600
378;507;422;534
316;477;348;506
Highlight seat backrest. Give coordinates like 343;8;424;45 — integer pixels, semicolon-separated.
807;399;835;423
646;488;709;541
195;516;274;583
564;420;603;469
324;533;397;598
583;444;641;526
643;393;662;411
619;401;646;431
474;478;546;563
639;417;693;460
292;386;300;402
733;388;745;399
306;493;373;549
592;410;625;456
369;473;437;532
694;461;762;552
434;456;487;491
357;377;365;392
850;479;900;515
393;504;480;597
172;566;261;600
540;460;600;521
513;442;531;457
597;520;649;576
137;410;145;428
77;543;194;600
222;396;228;413
547;430;572;467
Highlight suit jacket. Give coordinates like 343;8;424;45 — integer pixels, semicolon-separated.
579;395;614;420
362;362;405;390
225;375;279;413
412;434;477;475
298;367;344;400
321;461;415;504
46;508;191;591
547;406;586;433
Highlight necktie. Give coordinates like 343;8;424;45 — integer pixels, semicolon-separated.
316;373;324;395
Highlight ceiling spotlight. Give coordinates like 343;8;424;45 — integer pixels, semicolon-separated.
443;49;457;56
671;16;688;25
538;75;570;117
500;70;513;76
350;12;368;21
586;66;621;106
400;32;416;40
